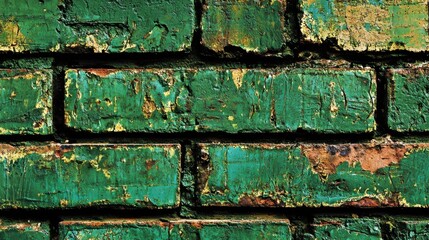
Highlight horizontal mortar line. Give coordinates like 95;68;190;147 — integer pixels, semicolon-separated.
1;132;429;143
42;132;378;143
1;207;429;220
1;52;429;67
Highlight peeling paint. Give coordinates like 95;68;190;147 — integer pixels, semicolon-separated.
0;220;49;239
0;143;180;209
65;67;375;133
313;218;382;239
201;0;289;55
198;143;429;207
60;219;292;240
0;69;52;134
301;0;429;51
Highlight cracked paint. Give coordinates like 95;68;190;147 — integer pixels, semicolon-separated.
64;67;375;133
197;143;429;207
0;143;180;209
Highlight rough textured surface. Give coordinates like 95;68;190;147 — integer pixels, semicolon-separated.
392;219;429;239
0;1;60;52
0;0;194;53
201;0;289;55
313;218;382;239
0;220;49;239
0;143;180;209
300;0;429;51
60;219;291;239
65;68;375;133
388;67;429;132
197;143;429;207
0;69;52;134
61;0;195;53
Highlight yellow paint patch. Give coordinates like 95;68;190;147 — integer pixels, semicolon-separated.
231;69;246;89
142;94;157;118
0;18;27;51
338;5;391;51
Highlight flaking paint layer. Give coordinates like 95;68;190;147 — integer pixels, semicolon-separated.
0;0;195;53
201;0;289;55
59;219;292;240
197;143;429;207
388;67;429;132
300;0;429;51
64;68;375;133
0;220;49;240
313;218;382;240
0;69;52;134
0;143;180;209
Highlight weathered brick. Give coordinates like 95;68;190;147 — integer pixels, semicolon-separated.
60;219;292;239
64;68;375;133
0;0;194;53
0;143;180;209
0;69;52;134
197;143;429;207
60;0;195;53
388;67;429;132
201;0;289;55
0;220;49;239
300;0;429;51
391;219;429;239
0;1;60;52
313;218;382;239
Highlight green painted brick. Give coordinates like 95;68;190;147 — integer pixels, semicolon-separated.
0;220;49;240
60;0;195;53
300;0;429;51
0;69;52;135
201;0;289;55
313;218;382;240
392;219;429;239
0;143;180;209
388;67;429;132
0;1;60;52
59;219;291;240
0;0;194;53
197;143;429;207
64;68;375;133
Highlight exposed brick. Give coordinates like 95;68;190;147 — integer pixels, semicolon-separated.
391;219;429;239
59;219;292;239
0;143;180;209
388;67;429;132
197;143;429;207
0;69;52;134
313;218;382;239
0;220;49;239
201;0;290;55
64;67;375;133
300;0;429;51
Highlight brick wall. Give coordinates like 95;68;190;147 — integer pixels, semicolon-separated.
0;0;428;239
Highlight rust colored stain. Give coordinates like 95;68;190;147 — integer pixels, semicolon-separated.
238;195;278;207
302;143;410;177
145;159;156;170
341;197;381;207
87;69;119;77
